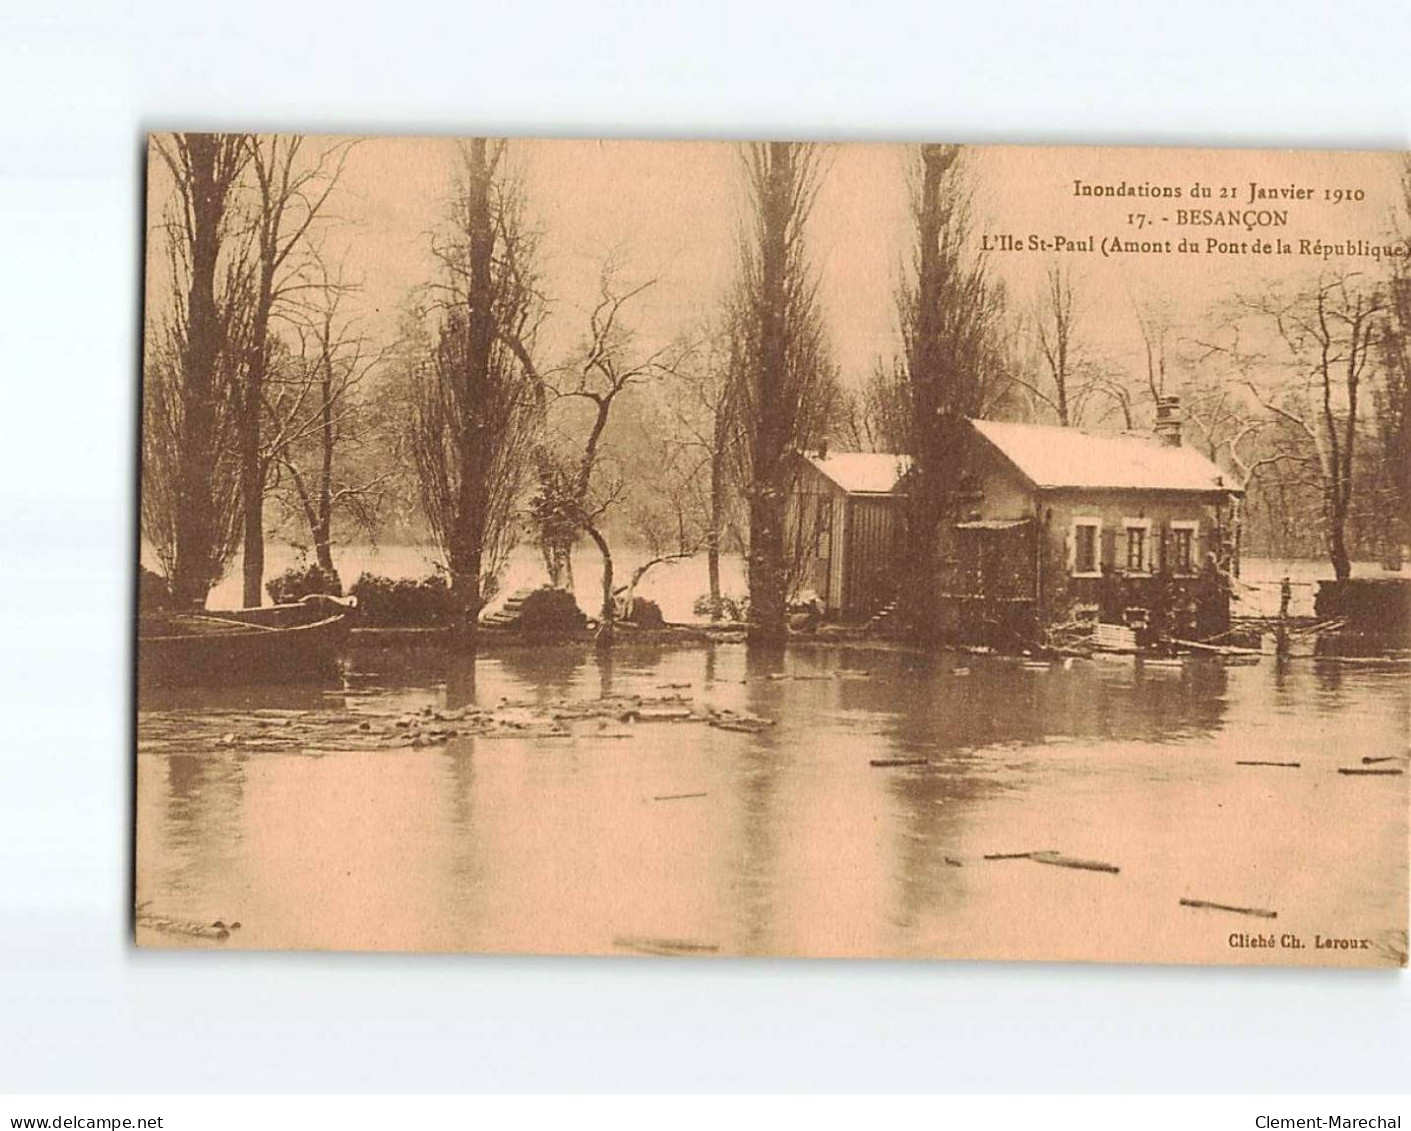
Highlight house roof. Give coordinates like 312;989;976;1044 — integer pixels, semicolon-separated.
804;452;912;494
970;419;1240;495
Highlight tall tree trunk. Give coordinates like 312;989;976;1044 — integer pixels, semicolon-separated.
447;138;498;650
586;524;614;647
314;360;335;573
746;142;794;648
707;401;728;619
240;259;274;607
900;145;950;643
170;136;231;611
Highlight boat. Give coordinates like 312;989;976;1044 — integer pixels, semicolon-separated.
139;594;357;686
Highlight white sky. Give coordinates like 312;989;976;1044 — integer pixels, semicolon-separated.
147;137;1407;395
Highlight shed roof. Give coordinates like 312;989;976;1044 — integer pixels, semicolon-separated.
970;419;1240;495
803;452;912;494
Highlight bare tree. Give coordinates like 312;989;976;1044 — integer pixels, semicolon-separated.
1133;293;1172;412
835;361;911;454
1226;273;1387;579
236;135;353;606
658;321;742;618
1024;262;1081;425
530;260;685;645
269;266;393;575
617;425;708;619
895;144;1008;640
411;138;544;646
727;142;840;646
143;133;254;609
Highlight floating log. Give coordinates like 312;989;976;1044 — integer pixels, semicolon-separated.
870;757;928;768
1235;760;1301;768
1170;637;1263;657
1179;898;1277;919
1362;756;1398;765
982;851;1049;860
627;706;695;722
652;791;708;802
612;936;720;956
1029;851;1120;874
1338;767;1404;776
707;711;775;734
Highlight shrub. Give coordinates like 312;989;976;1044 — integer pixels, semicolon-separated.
350;572;456;627
625;597;664;627
516;586;588;633
139;565;172;612
267;562;343;605
692;593;748;622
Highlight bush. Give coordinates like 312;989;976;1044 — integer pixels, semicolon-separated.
267;562;343;605
350;572;456;627
625;596;664;628
516;586;588;633
692;593;748;622
139;565;172;612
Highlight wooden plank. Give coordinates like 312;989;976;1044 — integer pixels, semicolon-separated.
1180;898;1277;919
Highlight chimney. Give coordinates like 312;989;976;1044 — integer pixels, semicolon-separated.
1154;396;1182;447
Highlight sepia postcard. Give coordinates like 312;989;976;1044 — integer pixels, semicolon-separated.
136;135;1409;966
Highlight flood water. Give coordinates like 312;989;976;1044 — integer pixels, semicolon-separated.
136;643;1409;966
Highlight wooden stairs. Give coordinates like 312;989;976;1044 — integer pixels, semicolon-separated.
478;587;539;629
865;599;900;635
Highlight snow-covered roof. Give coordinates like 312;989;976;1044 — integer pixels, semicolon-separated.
803;452;912;494
970;419;1240;494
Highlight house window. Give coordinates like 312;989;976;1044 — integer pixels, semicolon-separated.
1070;518;1101;578
1123;518;1152;574
1170;521;1198;574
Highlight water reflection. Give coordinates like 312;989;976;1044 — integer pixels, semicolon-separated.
136;643;1408;964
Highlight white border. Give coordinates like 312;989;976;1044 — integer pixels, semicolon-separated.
3;0;1410;1098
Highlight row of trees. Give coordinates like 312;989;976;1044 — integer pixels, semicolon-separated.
143;135;1411;652
142;134;388;611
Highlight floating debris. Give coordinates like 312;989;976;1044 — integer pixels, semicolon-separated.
1029;851;1120;874
1235;760;1301;768
137;913;231;941
869;757;928;768
652;791;708;802
633;706;695;722
140;689;757;754
612;935;720;957
706;709;775;734
1180;898;1277;919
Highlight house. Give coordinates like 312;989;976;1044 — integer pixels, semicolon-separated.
785;451;911;620
936;398;1243;646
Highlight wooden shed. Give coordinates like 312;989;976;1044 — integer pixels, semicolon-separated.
785;452;910;620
